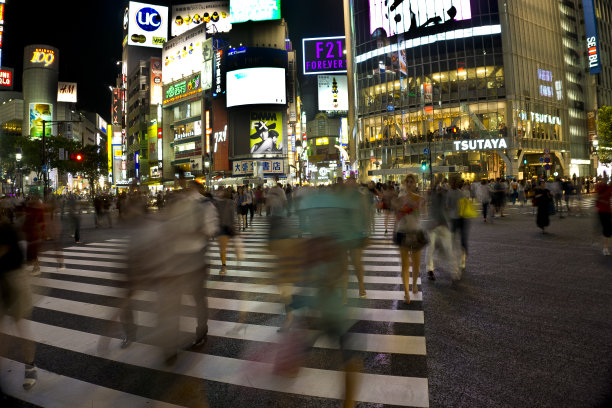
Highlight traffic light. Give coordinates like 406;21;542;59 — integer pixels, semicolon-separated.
451;126;458;135
421;160;427;171
70;152;84;162
523;159;527;164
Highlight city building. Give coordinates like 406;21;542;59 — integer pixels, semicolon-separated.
349;0;609;183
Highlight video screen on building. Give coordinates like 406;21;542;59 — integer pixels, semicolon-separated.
29;103;53;138
318;75;348;111
230;0;280;24
226;67;286;107
249;111;284;154
172;2;231;36
162;26;206;84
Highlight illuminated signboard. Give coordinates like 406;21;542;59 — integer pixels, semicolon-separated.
369;0;471;38
24;45;58;70
230;0;280;24
128;1;169;48
0;67;13;90
150;57;163;104
172;1;231;36
226;68;286;107
303;36;346;75
163;73;202;105
111;88;122;124
162;25;206;84
453;138;508;152
249;111;284;154
317;75;348;111
213;49;225;98
583;0;601;75
0;26;3;48
57;82;77;103
0;3;4;25
29;103;53;138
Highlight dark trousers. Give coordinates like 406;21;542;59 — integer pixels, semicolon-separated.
451;217;469;254
481;202;489;220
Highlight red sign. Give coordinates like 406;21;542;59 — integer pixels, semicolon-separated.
0;69;13;90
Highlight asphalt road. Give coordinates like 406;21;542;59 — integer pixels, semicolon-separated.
422;203;612;408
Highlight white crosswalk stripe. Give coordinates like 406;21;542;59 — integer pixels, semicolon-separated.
1;215;430;407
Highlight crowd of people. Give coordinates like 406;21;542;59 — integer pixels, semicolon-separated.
1;170;611;405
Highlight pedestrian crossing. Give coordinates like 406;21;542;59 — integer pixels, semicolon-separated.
1;216;430;407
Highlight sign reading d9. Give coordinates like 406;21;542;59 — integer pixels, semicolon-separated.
303;36;347;75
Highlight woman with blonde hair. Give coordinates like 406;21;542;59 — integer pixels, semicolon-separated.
393;174;428;304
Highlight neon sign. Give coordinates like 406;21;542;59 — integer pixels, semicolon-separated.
303;36;346;75
583;0;601;75
30;48;55;67
453;138;508;152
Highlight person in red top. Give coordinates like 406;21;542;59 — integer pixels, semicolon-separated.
595;172;612;255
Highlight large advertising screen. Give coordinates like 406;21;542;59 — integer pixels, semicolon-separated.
318;75;348;111
57;82;77;103
150;57;163;104
583;0;601;75
230;0;280;24
29;103;53;138
172;2;231;36
128;1;169;48
226;67;286;108
303;36;346;75
369;0;472;37
249;111;284;154
162;25;206;84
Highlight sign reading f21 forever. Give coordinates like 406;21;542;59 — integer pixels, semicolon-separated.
128;1;169;48
303;36;346;75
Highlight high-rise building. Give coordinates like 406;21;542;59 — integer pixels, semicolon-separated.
349;0;607;182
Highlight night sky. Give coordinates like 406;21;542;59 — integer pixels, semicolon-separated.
2;0;344;120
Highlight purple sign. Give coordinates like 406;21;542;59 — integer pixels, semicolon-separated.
302;36;347;75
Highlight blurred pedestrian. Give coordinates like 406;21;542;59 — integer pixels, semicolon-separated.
0;217;38;391
392;175;427;304
448;177;470;277
22;197;45;276
533;180;553;233
236;186;249;231
67;193;81;243
425;175;456;281
595;173;611;255
215;187;237;275
477;179;491;222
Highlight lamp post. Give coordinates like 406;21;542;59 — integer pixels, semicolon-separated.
16;150;22;196
42;118;82;200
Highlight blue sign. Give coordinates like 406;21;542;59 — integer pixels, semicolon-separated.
387;105;395;112
136;7;162;32
424;148;430;155
583;0;602;75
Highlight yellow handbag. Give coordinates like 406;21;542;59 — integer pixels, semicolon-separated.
459;197;478;218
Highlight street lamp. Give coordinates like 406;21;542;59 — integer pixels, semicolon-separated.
16;149;22;196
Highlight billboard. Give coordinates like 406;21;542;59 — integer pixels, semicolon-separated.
57;82;77;103
29;103;53;138
213;99;230;171
369;0;472;38
318;75;348;111
128;1;169;48
163;72;202;106
0;67;12;90
583;0;601;75
150;57;163;104
303;36;347;75
226;67;286;107
213;49;225;98
111;88;122;124
249;111;284;154
202;38;213;91
24;45;58;71
230;0;280;24
172;2;231;36
162;25;206;84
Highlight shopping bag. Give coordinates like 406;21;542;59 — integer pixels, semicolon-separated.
459;197;477;218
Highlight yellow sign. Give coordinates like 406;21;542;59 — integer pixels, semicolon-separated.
30;48;55;67
316;137;329;145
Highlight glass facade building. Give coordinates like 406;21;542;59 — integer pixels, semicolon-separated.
351;0;593;182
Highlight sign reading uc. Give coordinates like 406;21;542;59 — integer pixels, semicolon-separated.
303;36;347;75
137;7;161;31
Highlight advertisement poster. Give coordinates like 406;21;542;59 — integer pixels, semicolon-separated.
162;26;206;84
172;1;231;36
230;0;280;24
249;111;284;154
423;83;433;104
29;103;53;138
150;58;163;104
128;1;169;48
317;75;348;111
202;38;213;91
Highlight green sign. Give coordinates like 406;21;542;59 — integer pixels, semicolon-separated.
165;74;201;101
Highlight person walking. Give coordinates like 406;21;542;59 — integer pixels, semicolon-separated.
533;180;553;233
477;179;492;222
67;193;81;243
215;187;237;275
392;174;427;304
448;177;469;277
235;186;249;231
425;176;456;281
595;173;612;255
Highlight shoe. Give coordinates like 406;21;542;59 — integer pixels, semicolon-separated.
219;265;227;275
30;266;41;276
75;240;81;244
359;290;367;299
384;229;388;234
120;336;132;349
403;294;410;304
23;364;37;390
58;263;66;270
191;331;207;348
604;248;610;256
427;270;436;281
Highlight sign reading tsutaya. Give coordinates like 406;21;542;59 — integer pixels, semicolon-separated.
453;138;508;152
303;36;346;75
